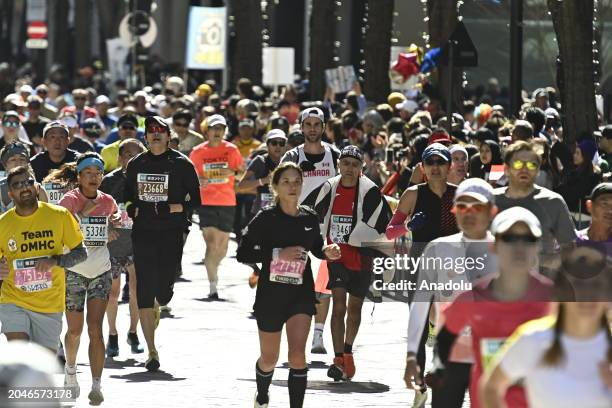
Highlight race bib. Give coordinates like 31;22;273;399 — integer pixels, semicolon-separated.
13;257;52;293
43;182;65;205
80;216;108;247
480;338;506;371
330;215;352;244
260;192;274;208
203;162;229;184
137;173;169;202
117;203;133;229
269;248;306;285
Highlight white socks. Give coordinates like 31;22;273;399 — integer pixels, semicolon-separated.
92;377;101;391
209;281;218;295
65;364;77;375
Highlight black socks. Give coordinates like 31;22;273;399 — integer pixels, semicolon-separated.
255;361;273;405
343;343;353;354
288;367;308;408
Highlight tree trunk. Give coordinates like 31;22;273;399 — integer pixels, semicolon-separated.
547;0;597;144
74;0;92;70
363;0;393;103
309;0;336;100
427;0;461;112
229;0;262;90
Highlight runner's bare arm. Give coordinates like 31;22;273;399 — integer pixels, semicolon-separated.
385;187;417;239
479;365;512;408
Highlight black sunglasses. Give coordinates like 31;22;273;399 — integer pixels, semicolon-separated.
10;178;35;190
498;234;538;244
120;125;136;131
423;157;447;166
73;96;86;101
174;121;189;128
268;140;286;147
299;161;316;172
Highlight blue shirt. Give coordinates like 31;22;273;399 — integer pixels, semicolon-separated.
104;128;145;144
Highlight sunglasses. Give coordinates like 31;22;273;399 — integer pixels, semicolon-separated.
510;160;538;171
10;178;35;190
73;96;86;101
268;140;286;147
423;157;448;166
498;234;538;244
299;161;316;172
3;121;19;128
454;201;488;213
174;121;189;128
147;126;167;134
37;90;48;95
120;125;136;131
28;103;41;109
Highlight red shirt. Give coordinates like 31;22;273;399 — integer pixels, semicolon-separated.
326;184;361;271
189;141;243;206
443;276;552;408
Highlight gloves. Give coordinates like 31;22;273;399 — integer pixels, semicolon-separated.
406;211;427;231
126;203;138;219
155;202;170;216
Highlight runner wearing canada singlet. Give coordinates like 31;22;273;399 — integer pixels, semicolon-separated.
59;152;120;405
434;207;553;408
190;114;244;300
281;107;340;354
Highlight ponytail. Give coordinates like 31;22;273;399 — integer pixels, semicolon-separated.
603;312;612;364
541;303;566;366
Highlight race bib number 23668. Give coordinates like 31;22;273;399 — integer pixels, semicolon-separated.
137;173;169;202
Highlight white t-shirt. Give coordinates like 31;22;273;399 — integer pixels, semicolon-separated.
500;323;612;408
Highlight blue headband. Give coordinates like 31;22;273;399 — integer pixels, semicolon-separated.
77;157;104;174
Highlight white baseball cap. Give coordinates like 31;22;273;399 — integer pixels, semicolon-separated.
454;178;494;204
95;95;111;105
207;114;227;128
266;129;287;141
300;107;324;124
491;207;542;238
395;99;418;113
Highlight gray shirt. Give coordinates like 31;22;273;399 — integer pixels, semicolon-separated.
493;185;577;255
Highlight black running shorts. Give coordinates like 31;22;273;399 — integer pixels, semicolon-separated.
198;205;235;233
326;261;371;299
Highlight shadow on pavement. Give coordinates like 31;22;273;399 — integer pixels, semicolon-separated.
109;371;187;383
193;297;231;303
279;361;329;369
175;277;192;283
237;379;389;394
104;358;140;369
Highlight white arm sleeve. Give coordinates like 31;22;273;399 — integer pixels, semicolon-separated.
407;301;431;353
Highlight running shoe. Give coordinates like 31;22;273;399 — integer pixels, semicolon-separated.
106;334;119;357
64;369;80;398
248;271;259;288
207;292;220;301
160;305;172;313
311;335;327;354
343;353;355;379
88;389;104;405
145;350;160;372
426;321;436;348
412;388;428;408
254;392;269;408
127;332;144;354
153;303;160;328
326;356;345;381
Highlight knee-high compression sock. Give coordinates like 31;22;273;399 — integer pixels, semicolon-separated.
288;367;308;408
255;361;273;404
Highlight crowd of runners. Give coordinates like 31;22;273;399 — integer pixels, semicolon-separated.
0;73;610;408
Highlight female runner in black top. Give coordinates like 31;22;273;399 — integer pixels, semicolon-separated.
237;162;341;408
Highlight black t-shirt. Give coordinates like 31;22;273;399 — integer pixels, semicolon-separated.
100;168;132;257
247;154;279;214
237;205;325;312
22;117;50;142
68;136;95;154
30;149;80;182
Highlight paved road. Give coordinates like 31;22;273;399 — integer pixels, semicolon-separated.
7;225;469;407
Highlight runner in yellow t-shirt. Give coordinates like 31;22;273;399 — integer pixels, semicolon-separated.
0;166;86;352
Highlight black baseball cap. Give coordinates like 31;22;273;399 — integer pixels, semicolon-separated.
117;113;138;128
589;183;612;201
339;145;364;162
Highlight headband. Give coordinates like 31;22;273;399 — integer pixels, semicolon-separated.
77;157;104;174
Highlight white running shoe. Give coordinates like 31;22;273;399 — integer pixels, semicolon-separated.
254;393;269;408
88;388;104;405
64;371;80;399
412;389;428;408
311;335;327;354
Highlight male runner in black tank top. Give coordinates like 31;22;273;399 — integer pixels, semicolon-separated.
385;143;458;406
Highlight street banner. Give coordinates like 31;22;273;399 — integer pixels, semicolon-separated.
325;65;356;94
185;6;226;70
106;38;130;84
262;47;294;86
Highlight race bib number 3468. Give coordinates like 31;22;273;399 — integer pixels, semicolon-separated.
137;173;169;202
